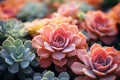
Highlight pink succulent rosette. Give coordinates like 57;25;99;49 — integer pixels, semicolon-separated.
57;2;80;17
32;23;87;72
81;10;118;44
71;43;120;80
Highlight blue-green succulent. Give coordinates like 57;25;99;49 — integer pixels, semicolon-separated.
25;70;70;80
0;19;27;40
0;36;36;73
79;2;94;12
41;71;70;80
17;2;48;21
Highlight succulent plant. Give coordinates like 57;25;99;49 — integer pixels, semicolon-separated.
0;36;36;73
81;10;118;44
41;71;70;80
32;23;88;72
71;44;120;80
0;19;27;40
25;70;70;80
17;2;48;21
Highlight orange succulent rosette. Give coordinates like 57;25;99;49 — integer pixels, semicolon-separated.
0;0;26;19
81;10;118;44
0;7;9;20
71;43;120;80
109;3;120;24
32;23;87;72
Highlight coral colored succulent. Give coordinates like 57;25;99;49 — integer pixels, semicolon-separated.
81;10;118;44
32;23;87;71
57;2;80;17
0;0;26;19
109;3;120;24
71;43;120;80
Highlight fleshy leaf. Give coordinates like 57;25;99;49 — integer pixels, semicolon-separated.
15;39;23;47
58;72;70;79
8;63;19;73
20;61;30;69
5;58;14;65
43;71;55;79
24;40;32;49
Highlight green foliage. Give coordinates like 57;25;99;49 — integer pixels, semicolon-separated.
0;19;27;40
17;2;48;22
0;36;36;73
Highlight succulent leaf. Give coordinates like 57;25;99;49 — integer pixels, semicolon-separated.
24;40;32;49
15;39;23;48
9;46;17;54
43;71;55;79
2;40;13;50
58;72;70;79
8;63;19;73
33;73;42;80
20;61;30;69
5;58;14;65
23;67;33;74
18;45;25;54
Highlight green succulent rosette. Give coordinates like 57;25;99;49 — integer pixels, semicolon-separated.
0;36;36;74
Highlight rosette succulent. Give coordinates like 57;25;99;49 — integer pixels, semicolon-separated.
71;43;120;80
32;23;87;72
17;2;48;21
81;10;118;44
41;71;70;80
25;71;70;80
0;19;27;40
57;2;80;17
0;36;35;73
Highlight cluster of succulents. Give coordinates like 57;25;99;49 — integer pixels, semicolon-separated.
0;0;120;80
